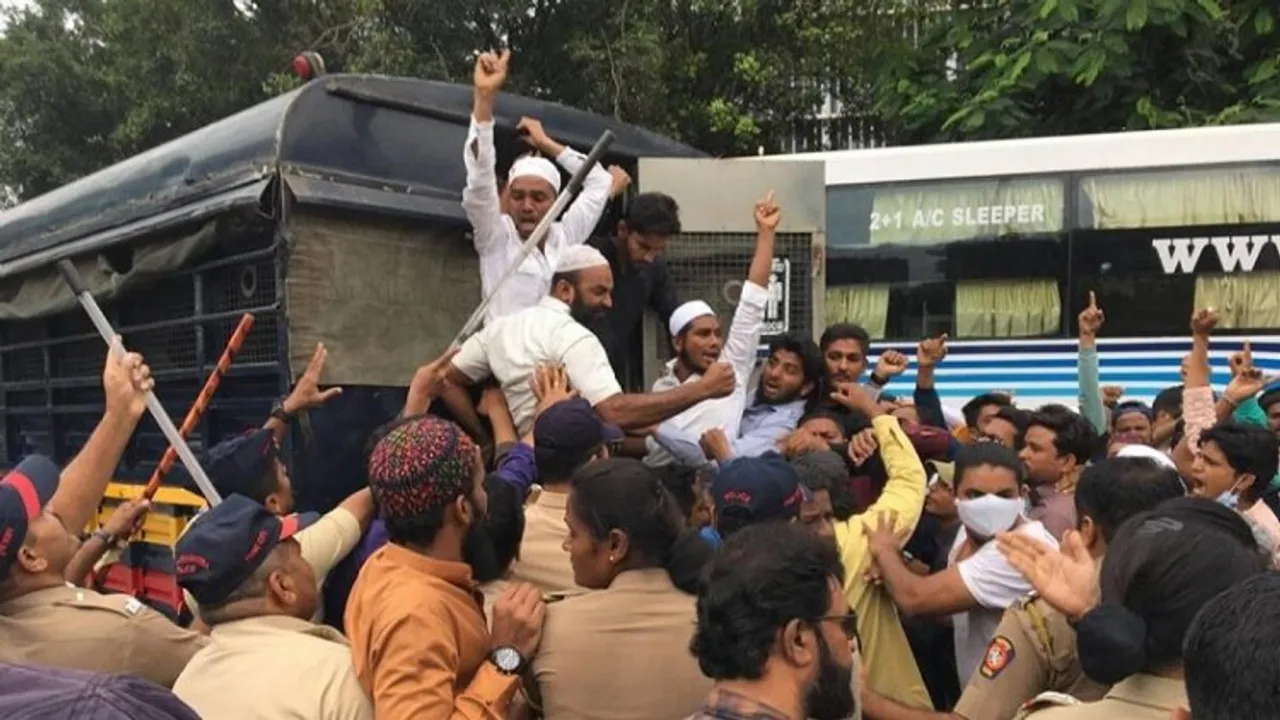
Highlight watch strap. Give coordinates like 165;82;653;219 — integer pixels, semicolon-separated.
91;529;120;548
270;399;294;424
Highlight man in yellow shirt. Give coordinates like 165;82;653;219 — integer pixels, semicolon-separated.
828;385;933;710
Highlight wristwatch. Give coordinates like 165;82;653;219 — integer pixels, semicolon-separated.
269;398;294;425
489;646;526;675
91;529;121;548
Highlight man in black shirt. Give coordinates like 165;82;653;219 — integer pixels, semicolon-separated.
587;191;682;390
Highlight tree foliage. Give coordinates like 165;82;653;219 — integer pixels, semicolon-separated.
0;0;905;204
875;0;1280;143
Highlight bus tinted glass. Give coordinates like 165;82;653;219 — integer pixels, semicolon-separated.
1075;163;1280;231
828;176;1066;247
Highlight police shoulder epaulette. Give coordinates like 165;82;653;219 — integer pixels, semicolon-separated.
1013;690;1081;718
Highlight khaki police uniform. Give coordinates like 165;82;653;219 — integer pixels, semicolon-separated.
510;489;585;596
173;614;373;719
1014;673;1186;719
953;593;1107;720
0;584;207;688
530;568;712;719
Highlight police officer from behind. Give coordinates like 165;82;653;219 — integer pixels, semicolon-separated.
860;456;1186;720
0;343;207;688
171;495;373;719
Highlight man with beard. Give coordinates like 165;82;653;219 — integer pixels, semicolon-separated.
465;49;613;324
653;333;823;468
587;191;683;389
345;415;545;719
644;191;782;468
446;244;736;438
689;522;859;720
1017;407;1097;541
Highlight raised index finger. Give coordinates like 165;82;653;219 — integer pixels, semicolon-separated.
1088;290;1097;309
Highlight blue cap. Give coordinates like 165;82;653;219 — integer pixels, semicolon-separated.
204;429;279;499
174;495;317;606
711;452;810;525
0;456;62;578
534;398;624;466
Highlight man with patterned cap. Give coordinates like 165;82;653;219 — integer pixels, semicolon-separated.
172;495;373;719
346;414;546;719
0;342;207;687
645;191;783;467
445;243;737;438
466;48;613;323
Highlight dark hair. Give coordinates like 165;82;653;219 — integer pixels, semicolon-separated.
961;393;1014;429
1199;422;1280;503
1074;458;1186;544
799;408;863;439
1083;497;1267;682
1151;385;1184;420
991;405;1030;446
1259;387;1280;411
624;192;681;236
569;458;712;594
790;450;847;495
767;333;825;387
1184;573;1280;720
819;323;870;355
691;522;844;680
482;474;526;576
654;464;701;523
1025;408;1099;464
953;442;1025;490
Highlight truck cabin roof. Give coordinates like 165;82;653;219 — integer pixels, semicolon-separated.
0;74;705;278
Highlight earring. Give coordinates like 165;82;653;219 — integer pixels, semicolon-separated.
609;554;616;563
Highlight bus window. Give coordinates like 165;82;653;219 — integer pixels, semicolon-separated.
1077;164;1280;231
827;176;1065;248
1194;271;1280;330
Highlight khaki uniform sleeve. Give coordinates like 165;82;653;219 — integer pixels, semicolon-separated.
297;507;363;581
954;603;1050;720
59;593;208;689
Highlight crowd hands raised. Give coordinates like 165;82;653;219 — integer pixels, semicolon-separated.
3;48;1280;720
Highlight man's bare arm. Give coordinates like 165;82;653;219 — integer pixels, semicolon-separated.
595;363;734;430
51;341;152;532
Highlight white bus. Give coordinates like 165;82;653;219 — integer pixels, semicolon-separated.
764;124;1280;408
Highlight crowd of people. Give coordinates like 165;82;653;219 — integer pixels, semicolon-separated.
1;48;1279;720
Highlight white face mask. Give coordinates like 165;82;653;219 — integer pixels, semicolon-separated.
956;494;1024;539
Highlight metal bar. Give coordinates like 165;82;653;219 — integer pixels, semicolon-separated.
143;313;254;500
55;259;223;506
450;129;616;347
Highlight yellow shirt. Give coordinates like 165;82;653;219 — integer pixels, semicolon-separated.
834;414;932;709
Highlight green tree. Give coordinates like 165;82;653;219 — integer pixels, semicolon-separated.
0;0;900;203
875;0;1280;143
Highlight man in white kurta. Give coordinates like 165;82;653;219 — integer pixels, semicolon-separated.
465;50;613;324
645;193;782;467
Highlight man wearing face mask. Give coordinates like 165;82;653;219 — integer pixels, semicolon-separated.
1188;421;1280;559
865;442;1058;684
689;522;860;720
345;415;546;719
172;495;373;719
445;244;736;439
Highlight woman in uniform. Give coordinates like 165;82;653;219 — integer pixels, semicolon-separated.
1004;497;1268;718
